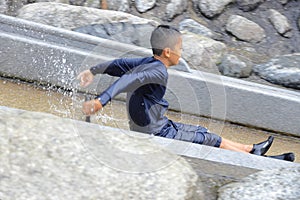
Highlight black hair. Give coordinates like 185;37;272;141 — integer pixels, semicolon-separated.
150;25;181;56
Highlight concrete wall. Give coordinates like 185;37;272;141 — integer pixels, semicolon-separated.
1;14;300;136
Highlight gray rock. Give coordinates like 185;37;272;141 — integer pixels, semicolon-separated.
181;32;227;72
226;15;266;43
194;0;234;18
236;0;264;12
165;0;188;21
69;0;86;6
73;22;156;48
179;18;214;38
218;54;252;78
2;0;26;15
299;16;300;31
0;0;7;14
0;107;198;199
135;0;156;13
268;9;292;38
106;0;130;12
278;0;291;5
82;0;100;8
218;167;300;200
253;53;300;89
17;2;157;30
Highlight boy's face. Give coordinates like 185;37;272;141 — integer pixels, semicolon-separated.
169;37;182;66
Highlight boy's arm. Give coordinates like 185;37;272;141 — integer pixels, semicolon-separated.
97;70;162;106
90;57;152;77
82;69;164;115
78;57;152;88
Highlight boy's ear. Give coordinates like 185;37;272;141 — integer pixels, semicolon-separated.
163;48;171;58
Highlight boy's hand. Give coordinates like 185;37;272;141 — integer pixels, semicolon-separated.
82;99;102;115
77;70;94;87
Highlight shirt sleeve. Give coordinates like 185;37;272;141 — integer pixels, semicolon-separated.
96;68;164;107
90;57;152;77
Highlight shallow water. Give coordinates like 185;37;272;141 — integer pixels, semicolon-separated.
1;78;299;162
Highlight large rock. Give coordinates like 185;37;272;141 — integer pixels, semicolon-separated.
226;15;266;43
69;0;86;6
299;17;300;31
105;0;130;12
179;18;215;38
278;0;291;5
218;167;300;200
2;0;26;15
193;0;234;18
253;53;300;89
218;54;252;78
82;0;101;8
268;9;292;38
0;106;198;199
73;22;156;48
0;0;7;14
236;0;264;12
17;2;156;30
165;0;188;21
135;0;156;13
181;32;227;72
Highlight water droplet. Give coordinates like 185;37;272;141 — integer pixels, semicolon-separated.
62;58;66;64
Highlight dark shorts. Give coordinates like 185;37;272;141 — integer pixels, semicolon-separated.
157;120;222;148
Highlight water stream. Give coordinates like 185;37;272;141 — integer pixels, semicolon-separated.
1;77;299;162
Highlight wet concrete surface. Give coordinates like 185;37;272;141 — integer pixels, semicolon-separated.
1;77;299;163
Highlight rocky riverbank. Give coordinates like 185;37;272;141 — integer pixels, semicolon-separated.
0;0;299;91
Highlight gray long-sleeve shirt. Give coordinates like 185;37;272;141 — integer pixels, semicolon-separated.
90;57;169;134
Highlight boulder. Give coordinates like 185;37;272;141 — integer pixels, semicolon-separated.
69;0;86;6
82;0;101;8
253;53;300;89
0;0;7;14
181;32;227;72
299;17;300;31
268;9;292;38
135;0;156;13
278;0;291;5
16;2;156;30
179;18;215;38
73;22;156;48
193;0;234;18
218;54;252;78
0;106;198;199
226;15;266;43
236;0;264;12
218;167;300;200
105;0;130;12
165;0;188;21
2;0;26;15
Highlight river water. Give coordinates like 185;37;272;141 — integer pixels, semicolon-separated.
1;77;299;162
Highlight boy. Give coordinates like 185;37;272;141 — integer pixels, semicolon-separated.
77;25;274;156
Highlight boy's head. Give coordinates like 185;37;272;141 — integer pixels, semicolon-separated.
150;25;182;66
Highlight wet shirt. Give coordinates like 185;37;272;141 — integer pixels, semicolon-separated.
90;57;169;134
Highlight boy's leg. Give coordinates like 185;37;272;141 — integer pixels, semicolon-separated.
219;138;252;153
158;120;273;155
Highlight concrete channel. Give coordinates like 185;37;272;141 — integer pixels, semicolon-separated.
1;15;300;198
1;14;300;138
